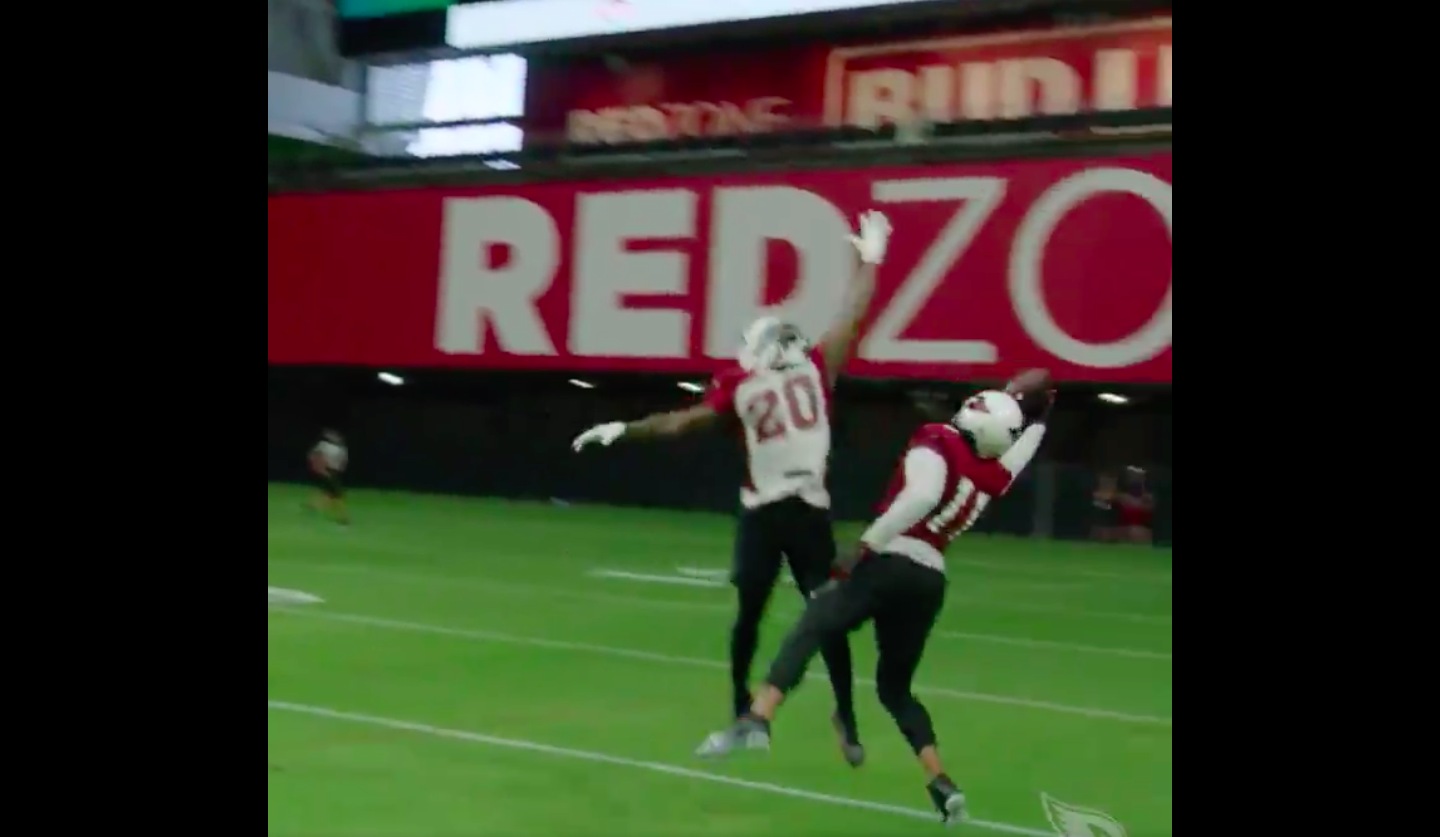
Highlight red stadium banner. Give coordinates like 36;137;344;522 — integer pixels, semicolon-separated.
523;16;1171;145
267;153;1172;382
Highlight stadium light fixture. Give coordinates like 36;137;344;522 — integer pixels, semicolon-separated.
1098;392;1129;405
569;378;596;389
378;372;405;386
677;382;704;393
447;0;944;50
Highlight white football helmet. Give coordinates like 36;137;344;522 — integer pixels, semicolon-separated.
953;390;1026;459
738;315;810;372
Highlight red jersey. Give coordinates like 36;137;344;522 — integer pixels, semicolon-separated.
876;423;1016;558
1117;492;1154;526
705;346;833;510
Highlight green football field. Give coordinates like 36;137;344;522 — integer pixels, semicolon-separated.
267;484;1172;837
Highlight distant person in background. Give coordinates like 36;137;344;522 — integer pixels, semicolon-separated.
1116;466;1154;544
307;429;350;526
1091;472;1120;542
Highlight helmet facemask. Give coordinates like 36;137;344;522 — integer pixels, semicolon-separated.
739;316;810;371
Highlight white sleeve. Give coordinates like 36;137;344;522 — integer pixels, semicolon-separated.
860;447;948;552
999;424;1047;483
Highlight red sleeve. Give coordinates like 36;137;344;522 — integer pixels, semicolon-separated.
912;423;1014;497
704;366;745;416
969;458;1015;497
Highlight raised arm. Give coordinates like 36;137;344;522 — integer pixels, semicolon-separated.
998;424;1047;483
997;389;1055;487
816;210;891;385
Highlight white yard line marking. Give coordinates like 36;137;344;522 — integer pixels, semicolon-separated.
295;558;1165;624
275;558;1172;625
269;560;1171;655
590;569;726;588
270;535;1161;612
945;558;1172;585
268;607;1172;727
945;594;1169;625
600;569;1168;660
676;566;729;579
271;522;1167;586
268;586;324;605
267;699;1055;837
276;560;735;612
933;630;1170;661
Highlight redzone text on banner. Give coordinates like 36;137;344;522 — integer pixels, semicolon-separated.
267;153;1171;382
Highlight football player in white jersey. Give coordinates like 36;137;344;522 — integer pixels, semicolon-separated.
697;388;1053;823
307;429;350;526
572;210;892;766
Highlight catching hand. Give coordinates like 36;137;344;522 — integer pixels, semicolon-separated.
1032;389;1057;424
848;210;892;265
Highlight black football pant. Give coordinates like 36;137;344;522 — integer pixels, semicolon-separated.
319;470;344;499
764;551;947;754
730;497;857;728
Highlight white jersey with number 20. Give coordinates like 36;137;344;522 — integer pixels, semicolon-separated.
705;346;832;510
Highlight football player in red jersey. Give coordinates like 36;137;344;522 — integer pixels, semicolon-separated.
698;387;1053;824
572;211;892;766
1117;466;1155;543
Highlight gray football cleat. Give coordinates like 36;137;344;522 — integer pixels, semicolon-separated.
695;717;771;758
831;712;865;767
926;775;968;824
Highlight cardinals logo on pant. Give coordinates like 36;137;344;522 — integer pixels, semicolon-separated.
1041;793;1128;837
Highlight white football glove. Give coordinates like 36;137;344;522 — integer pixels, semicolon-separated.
571;421;626;452
849;209;892;265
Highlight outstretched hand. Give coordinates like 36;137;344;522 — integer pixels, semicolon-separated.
571;421;626;451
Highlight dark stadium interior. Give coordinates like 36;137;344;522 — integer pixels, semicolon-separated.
268;364;1171;543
